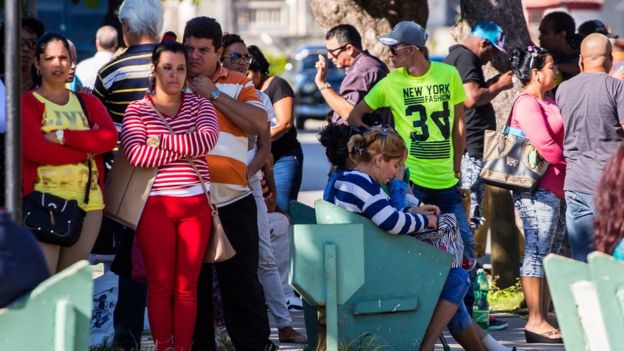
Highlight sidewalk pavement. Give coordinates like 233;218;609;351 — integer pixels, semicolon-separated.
274;311;565;351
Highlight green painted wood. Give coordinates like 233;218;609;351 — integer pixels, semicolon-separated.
325;244;339;351
313;200;452;349
289;200;319;350
588;251;624;350
0;261;92;351
289;200;317;225
353;297;419;315
290;224;365;306
544;254;591;351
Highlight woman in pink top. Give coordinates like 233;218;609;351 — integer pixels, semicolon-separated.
121;41;219;351
508;46;566;344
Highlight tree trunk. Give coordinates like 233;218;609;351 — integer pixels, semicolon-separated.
453;0;533;288
307;0;428;61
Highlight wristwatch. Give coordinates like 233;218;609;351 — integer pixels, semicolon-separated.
319;83;331;91
209;88;221;101
55;129;65;145
147;135;160;148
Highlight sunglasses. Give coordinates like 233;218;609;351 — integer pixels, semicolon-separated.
389;45;414;55
223;52;252;63
326;44;348;58
21;38;37;49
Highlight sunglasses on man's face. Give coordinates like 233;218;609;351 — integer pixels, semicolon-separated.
223;52;252;63
326;44;348;58
389;45;414;55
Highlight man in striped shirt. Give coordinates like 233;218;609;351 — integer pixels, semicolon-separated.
182;17;273;350
92;1;163;350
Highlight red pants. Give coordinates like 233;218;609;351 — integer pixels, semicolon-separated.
136;194;211;351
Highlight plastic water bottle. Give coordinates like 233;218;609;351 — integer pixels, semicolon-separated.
472;268;490;331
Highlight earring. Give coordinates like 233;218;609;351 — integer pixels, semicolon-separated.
36;67;40;76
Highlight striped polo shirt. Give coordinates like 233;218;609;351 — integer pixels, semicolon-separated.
208;66;264;207
93;43;156;124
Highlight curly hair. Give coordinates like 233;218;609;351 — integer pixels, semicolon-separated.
594;144;624;255
318;124;367;168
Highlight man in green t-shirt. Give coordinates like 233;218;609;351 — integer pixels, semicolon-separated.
347;21;474;261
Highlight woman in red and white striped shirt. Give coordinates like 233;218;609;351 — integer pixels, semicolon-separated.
121;41;219;351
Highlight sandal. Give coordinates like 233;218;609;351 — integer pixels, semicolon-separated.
524;329;563;343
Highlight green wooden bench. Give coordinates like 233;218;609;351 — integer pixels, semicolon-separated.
290;200;452;350
544;252;624;351
0;261;93;351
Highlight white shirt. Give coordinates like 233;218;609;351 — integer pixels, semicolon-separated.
76;51;115;89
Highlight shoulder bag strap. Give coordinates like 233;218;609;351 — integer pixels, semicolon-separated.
74;91;93;204
143;98;215;212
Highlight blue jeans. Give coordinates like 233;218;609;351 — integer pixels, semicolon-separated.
273;148;303;213
460;154;485;231
410;184;475;260
441;268;473;334
565;191;595;262
513;189;567;277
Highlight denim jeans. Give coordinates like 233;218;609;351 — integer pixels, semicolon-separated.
442;268;473;334
565;191;596;262
460;154;485;231
513;189;567;277
410;184;475;260
273;148;303;213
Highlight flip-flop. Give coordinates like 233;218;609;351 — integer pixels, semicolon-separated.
524;329;563;343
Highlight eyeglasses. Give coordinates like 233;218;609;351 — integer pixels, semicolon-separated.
389;45;414;55
223;52;252;64
21;38;37;49
326;44;348;58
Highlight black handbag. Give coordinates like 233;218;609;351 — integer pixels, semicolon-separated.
479;97;550;192
22;92;93;247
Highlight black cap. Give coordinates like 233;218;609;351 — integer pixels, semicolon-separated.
578;20;618;39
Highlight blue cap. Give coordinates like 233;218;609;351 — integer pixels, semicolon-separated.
471;21;507;54
378;21;428;47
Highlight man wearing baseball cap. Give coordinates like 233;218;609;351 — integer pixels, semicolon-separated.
443;22;513;300
578;19;618;41
347;21;522;351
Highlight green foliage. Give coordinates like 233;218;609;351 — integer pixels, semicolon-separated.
265;52;288;76
337;332;388;351
488;276;525;312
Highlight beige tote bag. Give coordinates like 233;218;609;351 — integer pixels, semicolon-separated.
104;148;157;230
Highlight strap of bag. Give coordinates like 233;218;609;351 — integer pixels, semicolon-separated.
143;98;216;212
74;92;93;204
501;94;524;136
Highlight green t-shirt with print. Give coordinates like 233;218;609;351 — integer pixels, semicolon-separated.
364;62;466;189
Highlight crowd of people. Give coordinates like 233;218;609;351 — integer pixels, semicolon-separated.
3;1;624;350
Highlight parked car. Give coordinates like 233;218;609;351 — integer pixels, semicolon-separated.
283;45;345;129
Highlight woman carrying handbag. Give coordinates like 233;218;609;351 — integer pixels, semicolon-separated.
121;41;219;351
22;32;117;274
508;46;567;344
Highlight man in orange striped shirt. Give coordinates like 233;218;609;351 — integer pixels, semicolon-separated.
183;17;274;350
